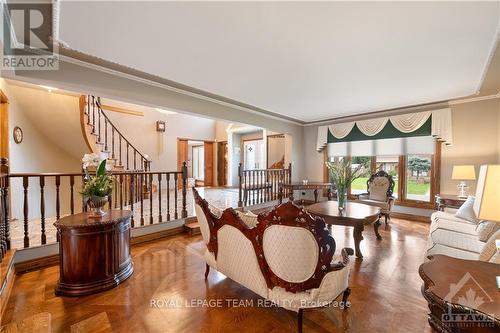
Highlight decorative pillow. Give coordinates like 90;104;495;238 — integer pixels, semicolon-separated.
479;229;500;262
455;196;479;223
476;221;500;242
237;210;258;228
208;204;223;218
369;177;389;201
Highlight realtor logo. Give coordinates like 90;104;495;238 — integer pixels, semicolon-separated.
1;2;58;70
442;272;495;329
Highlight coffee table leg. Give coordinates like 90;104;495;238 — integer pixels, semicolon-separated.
353;226;364;259
374;219;382;240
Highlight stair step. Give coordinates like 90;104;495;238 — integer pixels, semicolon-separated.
184;220;201;236
0;312;51;333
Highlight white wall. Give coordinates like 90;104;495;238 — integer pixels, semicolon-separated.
105;110;216;172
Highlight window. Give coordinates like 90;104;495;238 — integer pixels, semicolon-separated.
350;156;372;195
324;142;440;208
376;156;399;199
405;154;432;202
192;145;204;180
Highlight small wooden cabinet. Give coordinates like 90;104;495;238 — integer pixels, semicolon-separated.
54;210;134;297
435;194;466;211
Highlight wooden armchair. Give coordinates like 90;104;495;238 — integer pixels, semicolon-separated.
356;170;395;224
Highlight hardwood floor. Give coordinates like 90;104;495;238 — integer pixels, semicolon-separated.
2;217;433;333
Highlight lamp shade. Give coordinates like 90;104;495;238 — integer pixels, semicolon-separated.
452;165;476;180
473;165;500;222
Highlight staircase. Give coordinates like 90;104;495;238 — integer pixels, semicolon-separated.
79;95;151;172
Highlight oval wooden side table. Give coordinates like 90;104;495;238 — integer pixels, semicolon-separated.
54;210;134;297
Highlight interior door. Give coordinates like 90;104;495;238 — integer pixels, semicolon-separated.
204;141;214;187
177;139;188;189
217;141;228;186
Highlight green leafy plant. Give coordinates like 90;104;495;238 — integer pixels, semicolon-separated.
326;158;364;207
81;159;113;198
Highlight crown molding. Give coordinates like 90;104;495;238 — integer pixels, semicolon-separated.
448;92;500;105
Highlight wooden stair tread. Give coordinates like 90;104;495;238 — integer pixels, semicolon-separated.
0;312;51;333
184;221;201;236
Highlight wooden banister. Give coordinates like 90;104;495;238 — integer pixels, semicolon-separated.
80;95;151;171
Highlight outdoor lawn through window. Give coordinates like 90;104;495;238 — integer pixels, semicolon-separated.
405;155;431;202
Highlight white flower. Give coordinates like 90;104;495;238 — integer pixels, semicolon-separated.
82;153;101;169
105;159;115;171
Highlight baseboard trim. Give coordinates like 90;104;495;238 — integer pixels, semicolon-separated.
15;254;59;274
131;226;185;245
392;212;430;223
1;250;16;317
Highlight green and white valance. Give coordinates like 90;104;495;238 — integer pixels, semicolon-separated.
316;108;453;152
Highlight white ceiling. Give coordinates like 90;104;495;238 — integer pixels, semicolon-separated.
58;2;500;123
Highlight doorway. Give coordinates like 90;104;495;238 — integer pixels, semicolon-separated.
177;138;214;187
243;139;265;170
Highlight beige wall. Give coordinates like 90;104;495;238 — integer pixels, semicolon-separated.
441;98;500;194
0;79;85;220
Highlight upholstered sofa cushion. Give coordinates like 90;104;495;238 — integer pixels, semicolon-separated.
476;221;500;242
455;196;479;223
479;229;500;262
430;211;478;236
217;225;269;299
427;244;480;261
236;210;258;228
429;229;484;254
263;225;319;283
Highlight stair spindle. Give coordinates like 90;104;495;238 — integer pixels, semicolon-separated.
129;174;135;228
40;176;46;245
70;175;75;215
174;176;178;220
166;174;171;221
149;173;153;224
140;174;144;226
104;117;108;152
158;173;162;223
23;176;29;248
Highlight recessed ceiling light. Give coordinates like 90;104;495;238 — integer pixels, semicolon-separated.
155;108;178;115
39;85;58;92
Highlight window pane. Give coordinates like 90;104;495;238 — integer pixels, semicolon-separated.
405;154;432;202
376;156;398;199
351;156;372;195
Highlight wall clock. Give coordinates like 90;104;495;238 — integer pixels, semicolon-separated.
13;126;23;144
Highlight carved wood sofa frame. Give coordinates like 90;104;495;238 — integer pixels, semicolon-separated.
193;188;353;333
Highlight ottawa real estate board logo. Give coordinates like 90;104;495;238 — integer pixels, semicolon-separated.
1;2;58;70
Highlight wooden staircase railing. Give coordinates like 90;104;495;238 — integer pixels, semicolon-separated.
238;163;292;207
2;161;188;250
80;95;151;171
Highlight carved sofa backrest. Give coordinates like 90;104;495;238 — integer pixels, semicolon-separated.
193;188;350;293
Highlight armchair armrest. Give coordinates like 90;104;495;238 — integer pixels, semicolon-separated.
331;248;354;270
387;196;395;209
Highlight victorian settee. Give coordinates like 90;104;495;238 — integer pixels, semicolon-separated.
193;188;353;333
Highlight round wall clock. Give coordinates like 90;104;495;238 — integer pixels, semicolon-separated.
13;126;23;144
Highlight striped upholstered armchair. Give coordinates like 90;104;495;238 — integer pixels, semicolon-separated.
356;170;395;225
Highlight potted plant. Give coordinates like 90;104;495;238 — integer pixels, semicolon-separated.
326;159;363;211
82;153;114;218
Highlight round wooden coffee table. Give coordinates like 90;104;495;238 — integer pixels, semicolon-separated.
306;201;381;259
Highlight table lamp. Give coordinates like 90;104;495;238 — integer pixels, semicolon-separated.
473;165;500;289
452;165;476;198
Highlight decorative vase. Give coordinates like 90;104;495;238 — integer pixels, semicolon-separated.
87;195;108;218
336;185;348;212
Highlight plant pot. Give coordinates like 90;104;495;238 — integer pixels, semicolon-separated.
87;195;108;218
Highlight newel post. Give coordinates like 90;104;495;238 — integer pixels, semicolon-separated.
0;157;9;255
181;161;188;218
238;163;243;207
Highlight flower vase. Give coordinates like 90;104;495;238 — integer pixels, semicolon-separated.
336;186;348;212
87;195;108;218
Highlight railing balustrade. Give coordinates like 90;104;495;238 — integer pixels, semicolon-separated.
83;95;152;172
238;163;292;207
1;162;188;250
